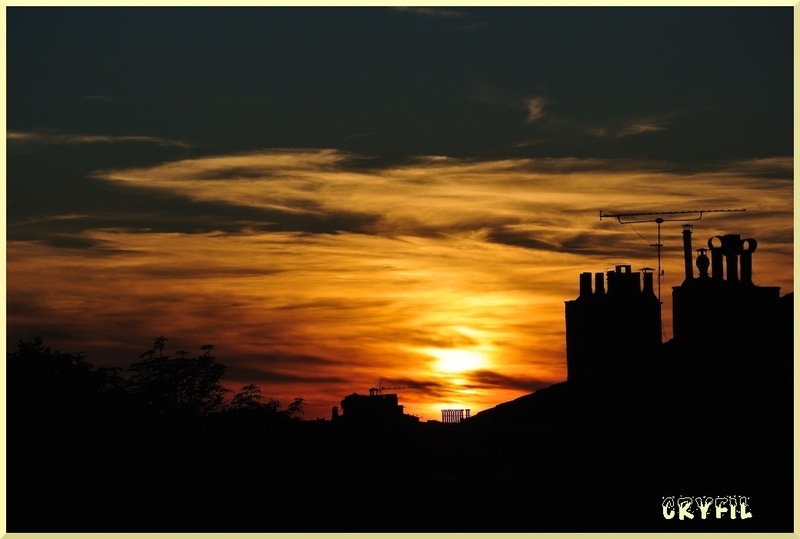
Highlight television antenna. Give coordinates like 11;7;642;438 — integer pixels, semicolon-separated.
599;209;746;301
369;378;417;396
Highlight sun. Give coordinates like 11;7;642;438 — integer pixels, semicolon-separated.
427;348;487;373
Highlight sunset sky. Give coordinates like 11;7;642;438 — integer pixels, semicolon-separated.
5;6;794;421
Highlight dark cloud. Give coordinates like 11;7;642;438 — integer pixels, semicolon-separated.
746;227;795;249
559;231;648;258
485;227;561;251
8;203;376;246
32;234;122;251
8;8;791;165
8;145;383;246
715;159;793;181
466;370;555;393
190;167;287;181
5;6;792;420
408;332;481;350
227;354;350;385
271;298;392;314
8;129;191;148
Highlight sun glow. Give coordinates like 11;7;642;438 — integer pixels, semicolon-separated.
427;348;488;373
5;147;793;421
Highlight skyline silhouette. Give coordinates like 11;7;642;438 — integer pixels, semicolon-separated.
6;6;794;420
4;5;795;533
7;222;793;532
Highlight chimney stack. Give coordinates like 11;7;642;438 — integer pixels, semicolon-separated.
721;234;742;283
594;272;605;296
579;272;592;297
696;248;710;279
740;238;757;285
709;236;724;281
641;267;657;300
682;224;694;282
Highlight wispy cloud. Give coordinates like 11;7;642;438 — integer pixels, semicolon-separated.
7;129;192;148
89;151;794;302
468;82;549;125
7;149;793;420
525;96;547;123
617;122;666;137
585;116;668;138
94;149;792;242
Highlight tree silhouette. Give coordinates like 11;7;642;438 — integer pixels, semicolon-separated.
126;336;229;420
284;397;307;418
228;384;307;422
7;336;122;424
231;383;270;410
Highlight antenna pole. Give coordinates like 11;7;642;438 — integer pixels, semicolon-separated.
652;218;663;301
599;208;746;303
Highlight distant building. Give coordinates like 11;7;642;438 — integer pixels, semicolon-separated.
332;392;419;425
441;409;470;423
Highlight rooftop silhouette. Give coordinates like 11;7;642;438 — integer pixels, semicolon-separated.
6;225;793;533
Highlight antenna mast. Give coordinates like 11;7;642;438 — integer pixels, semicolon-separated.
599;209;746;302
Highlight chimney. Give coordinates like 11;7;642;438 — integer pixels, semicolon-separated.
709;236;724;281
682;224;694;282
594;272;605;296
641;267;657;300
615;264;637;295
740;238;757;285
579;272;592;297
721;234;742;283
696;248;710;279
606;269;617;294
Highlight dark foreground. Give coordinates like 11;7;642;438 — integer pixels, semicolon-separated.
9;369;792;533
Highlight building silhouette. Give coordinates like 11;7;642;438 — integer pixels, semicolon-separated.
563;224;790;387
441;409;471;423
672;226;783;350
332;391;419;425
473;224;792;429
564;263;662;383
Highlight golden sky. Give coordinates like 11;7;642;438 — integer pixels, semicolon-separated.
7;150;793;420
6;7;794;421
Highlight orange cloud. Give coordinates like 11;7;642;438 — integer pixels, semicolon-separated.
8;129;191;148
7;150;793;420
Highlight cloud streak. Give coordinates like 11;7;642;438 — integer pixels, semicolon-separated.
585;118;668;138
525;97;547;123
7;149;793;420
8;129;192;148
5;8;792;423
